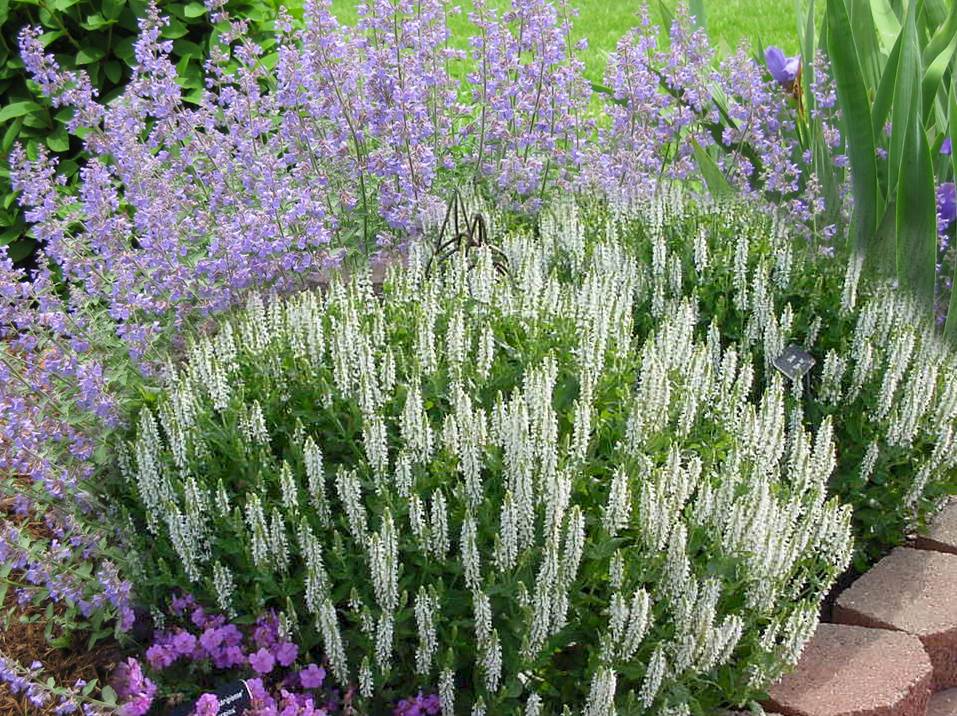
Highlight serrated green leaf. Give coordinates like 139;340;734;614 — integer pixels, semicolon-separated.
0;100;40;124
100;685;117;706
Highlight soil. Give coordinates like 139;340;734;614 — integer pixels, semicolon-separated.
0;493;122;715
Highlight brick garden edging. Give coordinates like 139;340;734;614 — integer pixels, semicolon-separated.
759;500;957;716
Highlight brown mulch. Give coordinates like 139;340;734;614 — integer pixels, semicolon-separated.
1;491;122;714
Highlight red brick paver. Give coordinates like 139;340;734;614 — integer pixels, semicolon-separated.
929;690;957;716
915;499;957;556
833;547;957;689
764;623;932;716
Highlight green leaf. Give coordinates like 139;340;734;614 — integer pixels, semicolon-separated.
161;17;189;39
46;125;69;152
1;117;23;152
183;1;207;18
114;36;136;67
869;0;901;56
80;12;111;30
75;44;106;65
923;0;957;66
691;138;734;199
37;30;64;47
921;30;957;122
7;238;35;262
104;60;123;84
895;48;937;313
0;100;40;124
887;0;921;195
52;0;80;11
101;0;125;20
846;0;883;90
688;0;705;31
100;686;118;706
827;0;882;252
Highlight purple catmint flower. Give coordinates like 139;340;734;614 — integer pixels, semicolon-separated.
250;648;276;675
765;46;800;89
299;664;326;689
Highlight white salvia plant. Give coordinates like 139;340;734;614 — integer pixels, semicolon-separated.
123;199;957;714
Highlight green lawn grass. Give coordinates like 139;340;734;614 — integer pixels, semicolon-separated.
328;1;817;82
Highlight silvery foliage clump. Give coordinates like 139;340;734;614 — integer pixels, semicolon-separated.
120;197;856;714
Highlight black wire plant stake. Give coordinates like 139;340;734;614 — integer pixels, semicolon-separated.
426;188;509;276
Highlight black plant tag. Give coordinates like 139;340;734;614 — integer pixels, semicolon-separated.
165;680;252;716
773;345;816;381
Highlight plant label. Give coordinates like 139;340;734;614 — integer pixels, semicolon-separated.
773;345;815;381
164;680;252;716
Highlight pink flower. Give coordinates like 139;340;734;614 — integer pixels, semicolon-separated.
249;647;276;675
273;641;298;667
171;630;197;657
200;626;224;654
194;693;219;716
299;664;326;689
145;644;174;670
111;659;156;716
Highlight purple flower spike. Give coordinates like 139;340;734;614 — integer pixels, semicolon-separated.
765;46;800;89
939;182;956;227
943;137;952;155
